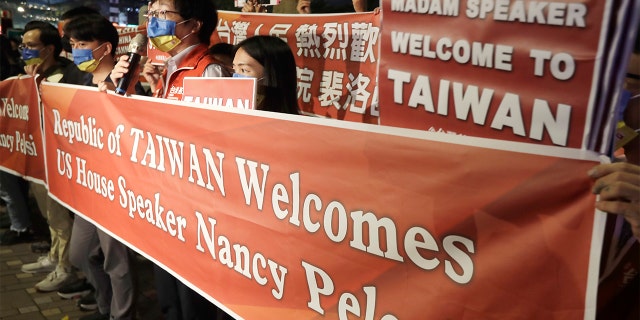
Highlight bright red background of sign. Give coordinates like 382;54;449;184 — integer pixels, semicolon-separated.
378;0;606;148
41;83;601;319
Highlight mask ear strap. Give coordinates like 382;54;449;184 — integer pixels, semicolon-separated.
41;45;53;60
101;42;112;58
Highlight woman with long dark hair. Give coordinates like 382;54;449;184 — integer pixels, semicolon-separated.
232;35;300;115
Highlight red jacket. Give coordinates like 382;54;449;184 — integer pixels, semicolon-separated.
154;44;222;101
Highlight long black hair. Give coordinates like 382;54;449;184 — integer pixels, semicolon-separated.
234;36;300;115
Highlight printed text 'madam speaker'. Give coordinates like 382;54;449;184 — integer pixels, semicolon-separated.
115;33;147;95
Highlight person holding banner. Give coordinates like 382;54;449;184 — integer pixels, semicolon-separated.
107;0;232;319
232;35;300;114
64;14;137;320
16;20;81;293
108;0;230;100
19;21;78;83
589;40;639;319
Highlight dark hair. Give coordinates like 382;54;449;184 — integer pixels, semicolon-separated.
208;42;233;57
234;36;300;115
60;6;100;20
24;21;62;57
150;0;218;46
63;14;119;57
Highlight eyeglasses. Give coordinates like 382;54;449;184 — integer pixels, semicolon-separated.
145;9;180;20
18;42;43;51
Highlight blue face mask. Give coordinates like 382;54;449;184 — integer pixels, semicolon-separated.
147;17;190;52
22;48;40;61
232;73;252;78
72;43;106;72
21;48;43;66
72;48;94;65
147;16;177;38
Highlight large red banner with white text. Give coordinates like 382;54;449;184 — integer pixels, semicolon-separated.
41;82;603;319
0;76;45;181
378;0;609;148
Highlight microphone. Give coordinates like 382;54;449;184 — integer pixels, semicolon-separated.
115;33;148;95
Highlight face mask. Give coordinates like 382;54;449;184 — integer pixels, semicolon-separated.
72;43;106;72
147;17;190;52
232;73;265;82
21;48;43;66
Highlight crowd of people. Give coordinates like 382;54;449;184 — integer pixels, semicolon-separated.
0;0;638;319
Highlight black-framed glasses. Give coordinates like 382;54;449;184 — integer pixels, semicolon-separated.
18;43;43;51
145;9;180;20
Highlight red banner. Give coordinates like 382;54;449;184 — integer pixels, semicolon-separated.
183;77;257;109
0;76;45;181
214;11;381;123
41;82;604;319
378;0;608;148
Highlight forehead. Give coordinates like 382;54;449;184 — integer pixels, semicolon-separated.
233;48;259;66
69;37;99;46
150;0;177;10
22;29;42;43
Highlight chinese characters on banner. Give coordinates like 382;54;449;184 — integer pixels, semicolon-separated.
213;11;381;123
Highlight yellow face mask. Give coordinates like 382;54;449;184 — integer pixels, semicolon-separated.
149;35;183;53
24;58;44;66
76;56;106;73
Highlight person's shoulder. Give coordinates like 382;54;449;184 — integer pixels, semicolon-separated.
56;56;73;67
60;64;90;85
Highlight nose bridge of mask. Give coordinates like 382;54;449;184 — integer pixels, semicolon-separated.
147;16;177;38
22;48;44;66
22;48;40;60
149;19;195;52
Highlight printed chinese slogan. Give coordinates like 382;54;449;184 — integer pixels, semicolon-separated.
214;11;381;123
39;82;602;319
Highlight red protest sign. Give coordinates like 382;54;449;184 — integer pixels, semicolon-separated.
215;11;381;123
378;0;608;148
41;82;603;319
0;76;45;182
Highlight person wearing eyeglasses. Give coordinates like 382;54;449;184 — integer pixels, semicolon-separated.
107;1;232;319
15;20;83;297
63;14;140;320
107;0;230;100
